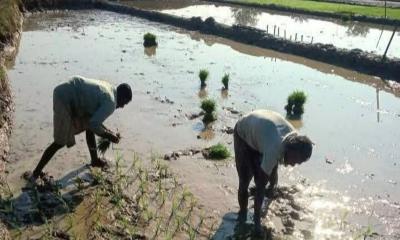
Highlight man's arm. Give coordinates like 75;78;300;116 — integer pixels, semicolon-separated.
89;101;119;143
266;165;278;198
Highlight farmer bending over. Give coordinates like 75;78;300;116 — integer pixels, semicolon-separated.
234;109;312;234
27;76;132;181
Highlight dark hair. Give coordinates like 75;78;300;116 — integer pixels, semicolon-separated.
117;83;132;102
285;135;313;161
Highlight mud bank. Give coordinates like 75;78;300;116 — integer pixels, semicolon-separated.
97;0;400;81
21;0;94;11
0;0;23;172
206;0;400;26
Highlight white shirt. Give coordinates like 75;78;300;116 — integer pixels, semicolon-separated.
236;110;296;175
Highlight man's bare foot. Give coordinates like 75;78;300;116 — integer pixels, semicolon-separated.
253;224;265;238
22;171;37;183
237;210;248;223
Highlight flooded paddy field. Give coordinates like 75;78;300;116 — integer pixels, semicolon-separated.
5;9;400;239
121;0;400;59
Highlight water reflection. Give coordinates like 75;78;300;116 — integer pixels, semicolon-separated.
198;87;208;99
231;7;260;26
159;4;400;58
345;22;370;37
220;89;229;99
290;14;309;23
144;46;157;57
287;118;304;130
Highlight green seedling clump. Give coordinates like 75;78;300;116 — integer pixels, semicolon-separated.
97;137;111;155
208;144;230;160
222;74;229;90
143;32;157;47
285;90;307;116
200;99;216;123
199;69;209;87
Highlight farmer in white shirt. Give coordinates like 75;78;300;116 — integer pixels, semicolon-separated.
234;110;313;234
28;76;132;181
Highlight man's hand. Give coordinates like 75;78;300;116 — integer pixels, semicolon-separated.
100;129;121;144
266;185;277;199
109;132;120;144
266;166;278;198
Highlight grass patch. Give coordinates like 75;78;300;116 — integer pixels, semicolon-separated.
205;144;231;160
143;32;157;47
199;69;209;87
222;73;230;90
240;0;400;20
200;99;217;123
0;0;21;43
285;90;307;116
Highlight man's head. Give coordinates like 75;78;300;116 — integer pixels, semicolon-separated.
283;134;313;166
116;83;132;108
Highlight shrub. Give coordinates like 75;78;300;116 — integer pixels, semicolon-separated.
143;33;157;47
285;91;307;116
199;69;209;87
208;144;230;160
222;74;229;90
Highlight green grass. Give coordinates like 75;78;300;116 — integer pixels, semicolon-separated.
201;99;217;123
200;98;216;114
222;73;230;90
143;32;157;47
199;69;209;87
208;144;231;160
285;90;307;116
239;0;400;20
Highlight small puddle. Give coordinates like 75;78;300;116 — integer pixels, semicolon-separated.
121;0;400;59
5;10;400;239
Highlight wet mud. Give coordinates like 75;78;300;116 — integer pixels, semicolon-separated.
3;9;400;239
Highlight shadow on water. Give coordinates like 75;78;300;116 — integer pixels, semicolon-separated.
211;212;272;240
0;166;91;230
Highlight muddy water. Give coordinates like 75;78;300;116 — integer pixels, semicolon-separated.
6;10;400;239
121;0;400;59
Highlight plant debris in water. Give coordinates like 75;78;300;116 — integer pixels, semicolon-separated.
285;90;307;117
143;32;157;47
203;143;230;160
199;69;209;87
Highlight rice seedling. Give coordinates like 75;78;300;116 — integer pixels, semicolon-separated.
285;90;307;116
222;73;230;90
200;98;217;124
97;137;111;156
199;69;209;87
73;177;84;191
143;33;157;47
207;143;231;160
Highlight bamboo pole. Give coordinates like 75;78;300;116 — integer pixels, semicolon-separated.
382;26;398;60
